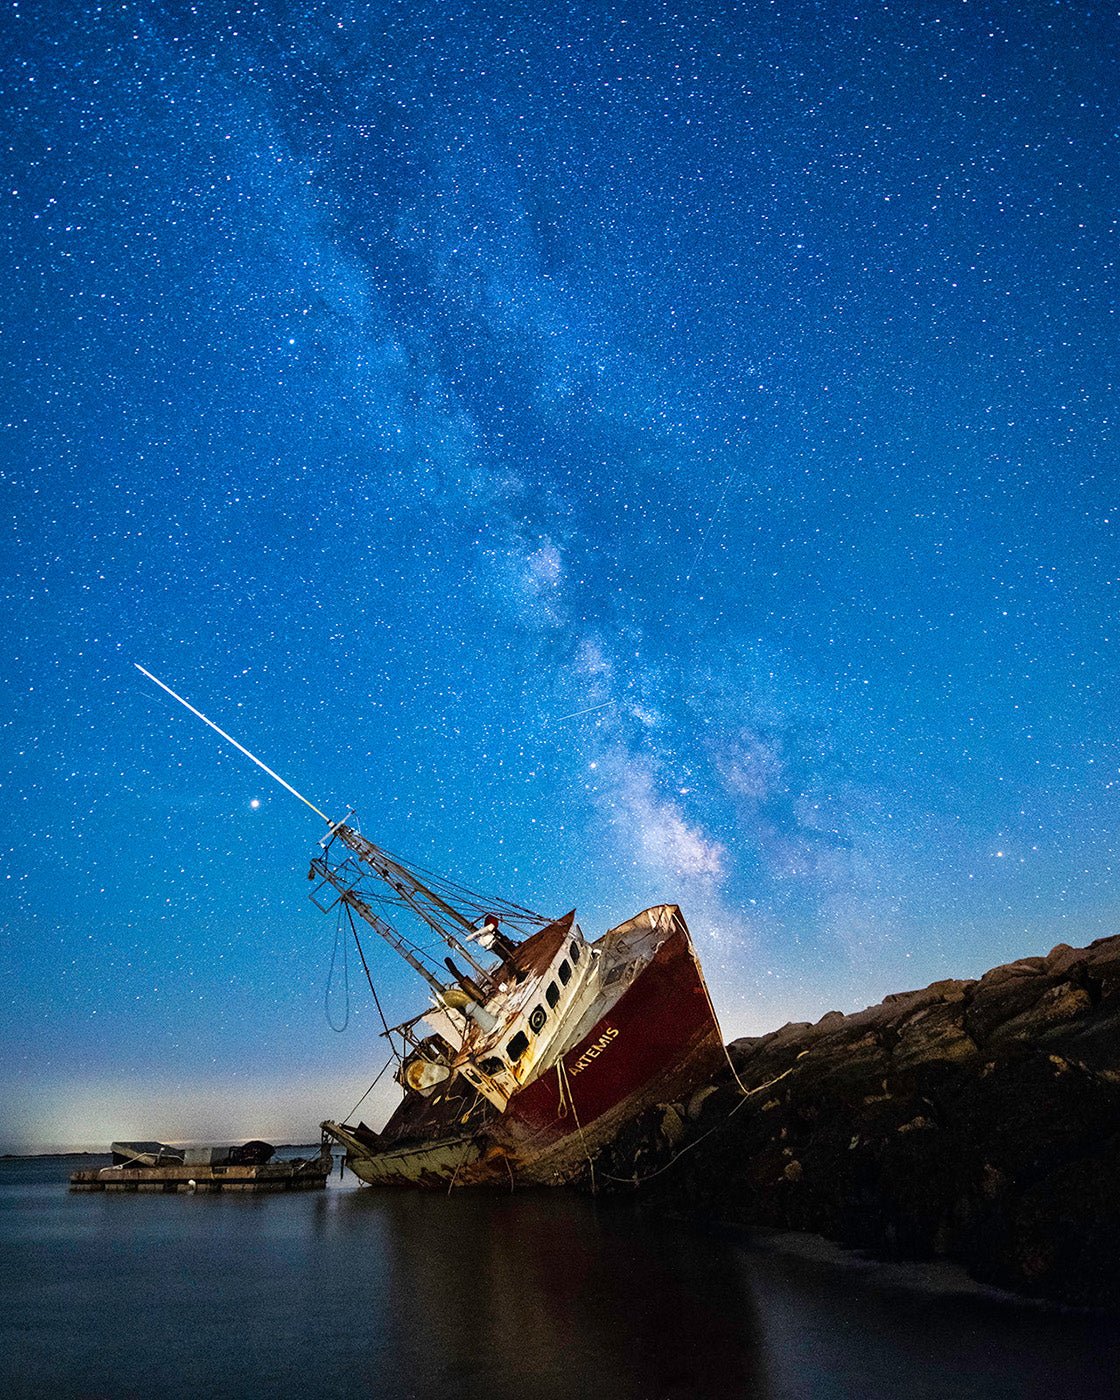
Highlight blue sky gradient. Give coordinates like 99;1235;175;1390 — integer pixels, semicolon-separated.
2;0;1118;1148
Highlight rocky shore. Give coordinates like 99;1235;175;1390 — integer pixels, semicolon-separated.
598;935;1120;1311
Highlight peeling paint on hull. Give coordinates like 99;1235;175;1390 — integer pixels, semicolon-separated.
330;1130;499;1189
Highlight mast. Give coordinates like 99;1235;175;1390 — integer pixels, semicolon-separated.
329;824;493;983
309;855;446;997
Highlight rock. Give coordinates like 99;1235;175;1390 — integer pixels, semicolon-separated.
687;1084;720;1121
599;931;1120;1313
659;1105;686;1148
995;982;1092;1043
1044;943;1082;975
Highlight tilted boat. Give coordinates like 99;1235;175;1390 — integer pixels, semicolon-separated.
311;822;727;1187
136;666;728;1189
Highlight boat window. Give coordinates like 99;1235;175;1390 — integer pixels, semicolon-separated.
480;1057;504;1077
570;941;581;963
546;981;560;1008
506;1031;530;1063
559;960;571;986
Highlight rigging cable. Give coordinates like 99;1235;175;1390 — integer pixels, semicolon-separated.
597;1062;800;1188
324;905;350;1032
373;847;549;926
345;904;401;1062
340;1055;396;1125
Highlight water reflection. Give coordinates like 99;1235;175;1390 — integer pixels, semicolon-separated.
5;1159;1118;1400
345;1190;773;1400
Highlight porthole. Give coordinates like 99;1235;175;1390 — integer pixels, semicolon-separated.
559;959;571;986
571;941;581;963
545;981;560;1008
507;1031;530;1062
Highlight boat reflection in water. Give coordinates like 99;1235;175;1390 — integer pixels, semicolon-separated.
9;1157;1120;1397
339;1189;773;1400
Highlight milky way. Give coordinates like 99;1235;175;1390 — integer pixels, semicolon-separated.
2;0;1117;1147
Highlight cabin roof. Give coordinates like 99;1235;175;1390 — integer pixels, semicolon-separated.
502;909;575;980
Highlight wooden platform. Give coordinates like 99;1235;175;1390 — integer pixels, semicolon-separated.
70;1159;330;1193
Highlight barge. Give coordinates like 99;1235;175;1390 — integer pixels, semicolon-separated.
70;1142;332;1193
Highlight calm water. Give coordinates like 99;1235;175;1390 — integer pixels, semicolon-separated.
1;1155;1117;1400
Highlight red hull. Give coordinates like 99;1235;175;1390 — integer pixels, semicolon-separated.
496;915;725;1180
324;906;726;1187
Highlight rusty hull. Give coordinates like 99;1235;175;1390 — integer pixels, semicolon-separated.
322;906;725;1188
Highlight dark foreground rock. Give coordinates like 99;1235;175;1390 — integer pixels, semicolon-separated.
597;935;1120;1311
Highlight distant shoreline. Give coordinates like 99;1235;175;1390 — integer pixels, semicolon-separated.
0;1151;108;1162
1;1144;324;1162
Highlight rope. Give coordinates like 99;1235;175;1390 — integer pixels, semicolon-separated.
598;1063;797;1187
686;929;753;1098
336;827;548;929
340;1055;395;1125
324;906;350;1032
556;1058;597;1195
345;907;401;1063
555;1058;573;1119
375;847;549;927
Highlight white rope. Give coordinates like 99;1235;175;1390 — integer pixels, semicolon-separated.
599;1062;798;1188
555;1057;598;1193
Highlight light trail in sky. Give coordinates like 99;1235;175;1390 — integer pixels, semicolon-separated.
550;701;616;724
135;664;333;824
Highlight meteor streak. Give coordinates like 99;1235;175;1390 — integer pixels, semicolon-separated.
551;700;616;724
134;663;332;823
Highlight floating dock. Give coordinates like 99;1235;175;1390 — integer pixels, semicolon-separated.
70;1158;331;1193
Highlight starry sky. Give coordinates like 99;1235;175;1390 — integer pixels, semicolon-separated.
2;0;1117;1149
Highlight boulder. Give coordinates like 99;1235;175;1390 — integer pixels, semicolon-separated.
597;932;1120;1312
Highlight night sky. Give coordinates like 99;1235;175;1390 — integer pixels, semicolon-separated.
3;0;1117;1150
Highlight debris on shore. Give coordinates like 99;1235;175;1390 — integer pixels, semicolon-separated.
598;935;1120;1311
